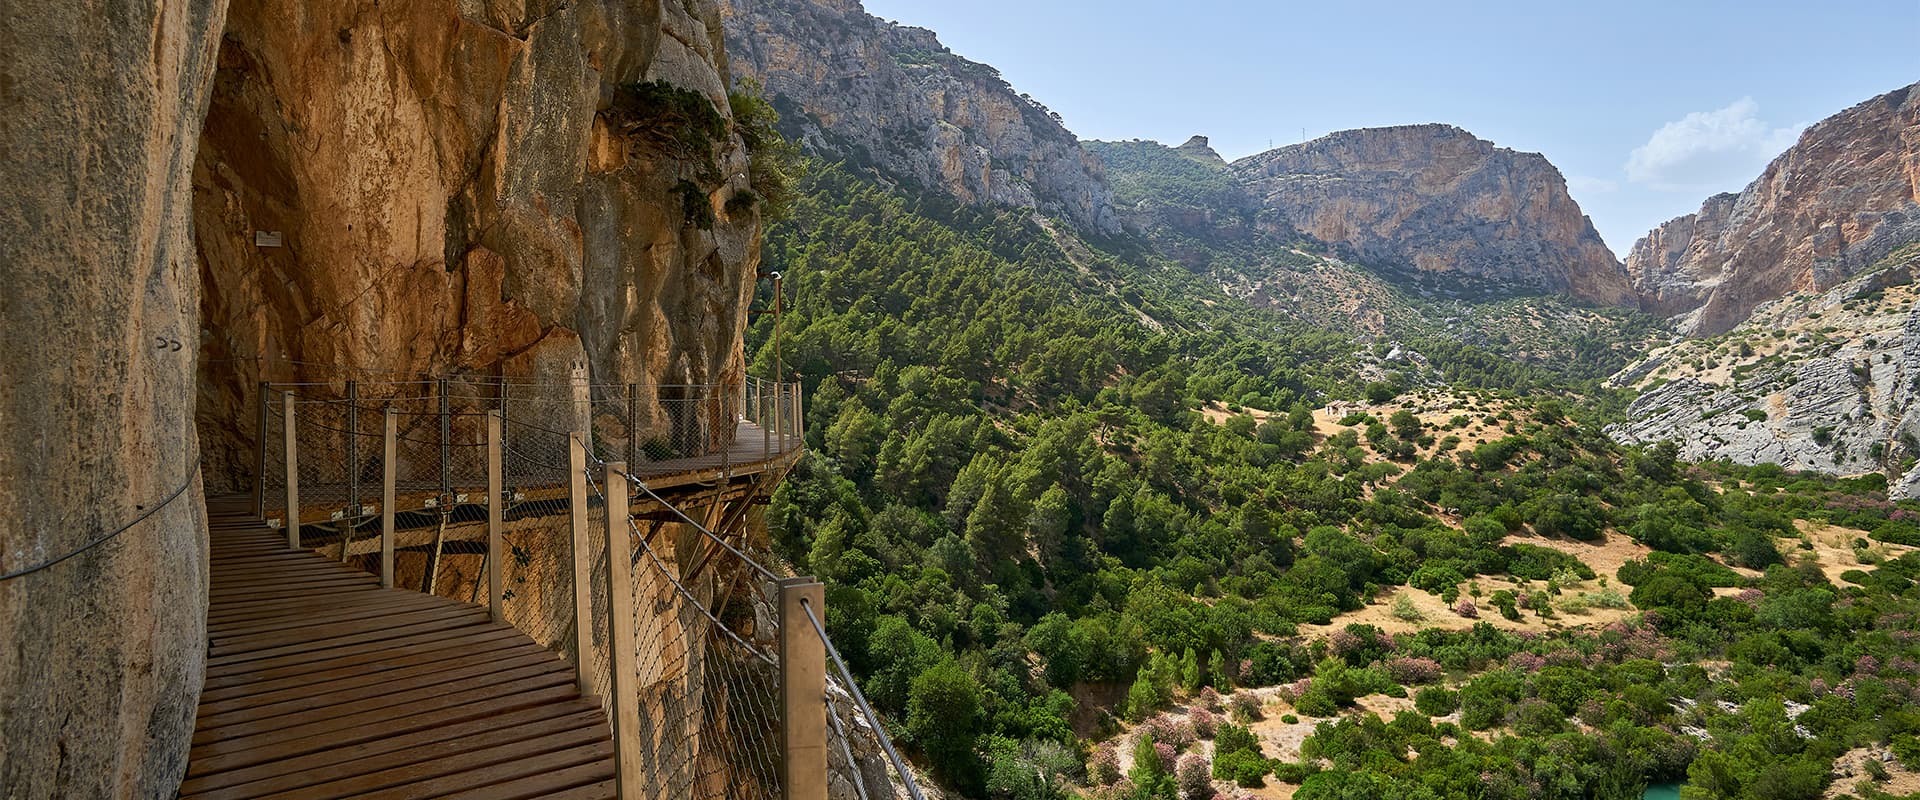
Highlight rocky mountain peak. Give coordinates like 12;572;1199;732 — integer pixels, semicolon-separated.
1176;135;1224;162
1624;81;1920;335
722;0;1119;232
1229;124;1635;305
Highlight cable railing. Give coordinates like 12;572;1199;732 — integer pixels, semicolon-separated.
249;369;925;799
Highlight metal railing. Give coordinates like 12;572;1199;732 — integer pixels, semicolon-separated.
249;370;922;800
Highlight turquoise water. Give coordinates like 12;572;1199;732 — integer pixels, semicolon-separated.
1643;783;1683;800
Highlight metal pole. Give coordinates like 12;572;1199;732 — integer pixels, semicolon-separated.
381;406;397;588
780;577;827;800
343;380;359;561
486;410;505;623
567;432;596;698
626;383;637;466
283;391;300;549
498;377;511;501
603;461;643;799
438;377;451;509
254;381;269;518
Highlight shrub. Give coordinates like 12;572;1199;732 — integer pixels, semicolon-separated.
1177;753;1214;800
1230;692;1263;721
1089;745;1120;785
1454;598;1479;618
1391;594;1425;621
1414;686;1460;716
1386;657;1443;685
1190;708;1218;740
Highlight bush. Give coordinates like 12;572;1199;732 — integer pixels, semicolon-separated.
1391;594;1425;622
1414;687;1460;716
1190;708;1218;740
1088;746;1120;785
1230;692;1263;721
1176;754;1213;800
1212;749;1270;788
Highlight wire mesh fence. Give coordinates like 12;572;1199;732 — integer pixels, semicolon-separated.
240;372;937;800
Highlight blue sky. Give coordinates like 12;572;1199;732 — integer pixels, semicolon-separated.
860;0;1919;255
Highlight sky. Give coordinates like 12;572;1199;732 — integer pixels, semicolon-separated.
859;0;1919;255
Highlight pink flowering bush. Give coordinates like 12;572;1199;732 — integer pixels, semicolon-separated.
1506;652;1546;673
1176;753;1214;800
1454;598;1478;618
1144;714;1196;751
1197;686;1222;710
1154;742;1178;772
1088;745;1120;785
1229;692;1263;721
1190;707;1218;739
1386;656;1444;685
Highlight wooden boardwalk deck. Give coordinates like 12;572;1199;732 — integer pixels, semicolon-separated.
183;497;615;800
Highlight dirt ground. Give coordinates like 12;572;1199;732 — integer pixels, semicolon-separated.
1798;519;1914;586
1826;746;1920;799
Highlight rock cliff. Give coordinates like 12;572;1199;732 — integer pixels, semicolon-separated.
1609;248;1920;494
1624;82;1920;335
192;0;766;491
721;0;1118;232
1231;124;1636;305
0;0;224;795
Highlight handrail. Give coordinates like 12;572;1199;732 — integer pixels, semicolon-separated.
0;457;202;582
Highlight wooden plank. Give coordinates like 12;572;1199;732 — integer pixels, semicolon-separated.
426;760;619;800
180;705;602;797
202;621;513;681
186;683;585;777
189;664;575;752
194;650;563;731
340;739;615;800
208;607;490;657
197;629;534;704
206;613;490;668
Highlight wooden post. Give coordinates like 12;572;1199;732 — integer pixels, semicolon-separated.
342;380;360;562
283;391;300;549
603;461;644;799
381;407;397;589
567;432;596;698
780;578;828;800
254;381;269;518
486;410;505;623
761;380;771;458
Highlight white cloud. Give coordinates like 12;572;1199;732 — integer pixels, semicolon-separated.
1625;98;1802;191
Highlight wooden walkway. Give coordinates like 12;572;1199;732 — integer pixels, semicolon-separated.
183;497;616;800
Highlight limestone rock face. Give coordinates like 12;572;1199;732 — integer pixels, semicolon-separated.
721;0;1119;232
1625;82;1920;335
1609;255;1920;494
0;0;225;795
1231;124;1635;305
192;0;763;491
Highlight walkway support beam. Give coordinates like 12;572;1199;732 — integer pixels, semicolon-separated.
381;407;397;588
567;432;596;698
283;391;299;549
486;410;505;623
603;461;644;799
781;577;827;800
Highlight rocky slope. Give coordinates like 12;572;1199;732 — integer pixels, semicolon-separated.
1610;246;1920;495
721;0;1118;232
0;1;222;795
1625;82;1920;335
1230;124;1637;306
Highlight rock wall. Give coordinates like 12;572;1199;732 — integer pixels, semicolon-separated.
1231;124;1636;305
0;0;226;795
1609;256;1920;495
1624;82;1920;336
192;0;764;491
721;0;1118;233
